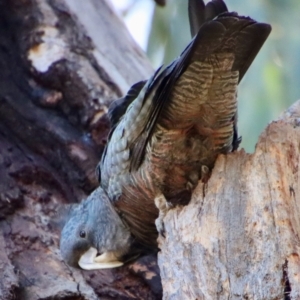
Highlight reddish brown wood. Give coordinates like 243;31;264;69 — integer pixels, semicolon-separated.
0;0;160;299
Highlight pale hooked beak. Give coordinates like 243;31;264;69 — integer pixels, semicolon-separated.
78;247;123;270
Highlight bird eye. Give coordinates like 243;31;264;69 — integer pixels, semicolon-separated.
79;230;86;238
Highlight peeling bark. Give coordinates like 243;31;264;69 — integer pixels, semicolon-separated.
158;100;300;299
0;0;161;299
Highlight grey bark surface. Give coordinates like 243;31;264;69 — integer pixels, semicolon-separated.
158;100;300;300
0;0;161;299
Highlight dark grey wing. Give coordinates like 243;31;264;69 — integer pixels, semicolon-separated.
188;0;205;37
108;80;147;129
217;13;271;83
96;80;147;184
100;66;167;198
188;0;228;37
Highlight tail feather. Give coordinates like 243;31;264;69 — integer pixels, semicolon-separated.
216;14;271;82
105;3;271;174
188;0;228;37
205;0;228;21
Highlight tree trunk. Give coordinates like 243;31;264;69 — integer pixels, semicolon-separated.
0;0;162;299
0;0;299;300
158;101;300;299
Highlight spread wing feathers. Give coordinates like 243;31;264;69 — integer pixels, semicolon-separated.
96;80;146;183
128;14;271;171
100;12;271;200
128;21;227;171
100;66;168;197
107;80;147;129
189;0;228;37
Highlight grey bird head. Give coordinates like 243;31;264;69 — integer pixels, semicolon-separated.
59;187;132;270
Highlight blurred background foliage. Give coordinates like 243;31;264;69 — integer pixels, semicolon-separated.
111;0;300;152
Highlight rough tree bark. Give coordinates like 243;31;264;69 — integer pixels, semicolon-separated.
0;0;162;299
0;0;299;300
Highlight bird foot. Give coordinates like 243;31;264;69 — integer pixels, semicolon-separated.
154;194;172;237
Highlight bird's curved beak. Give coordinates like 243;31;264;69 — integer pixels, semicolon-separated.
78;247;123;270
